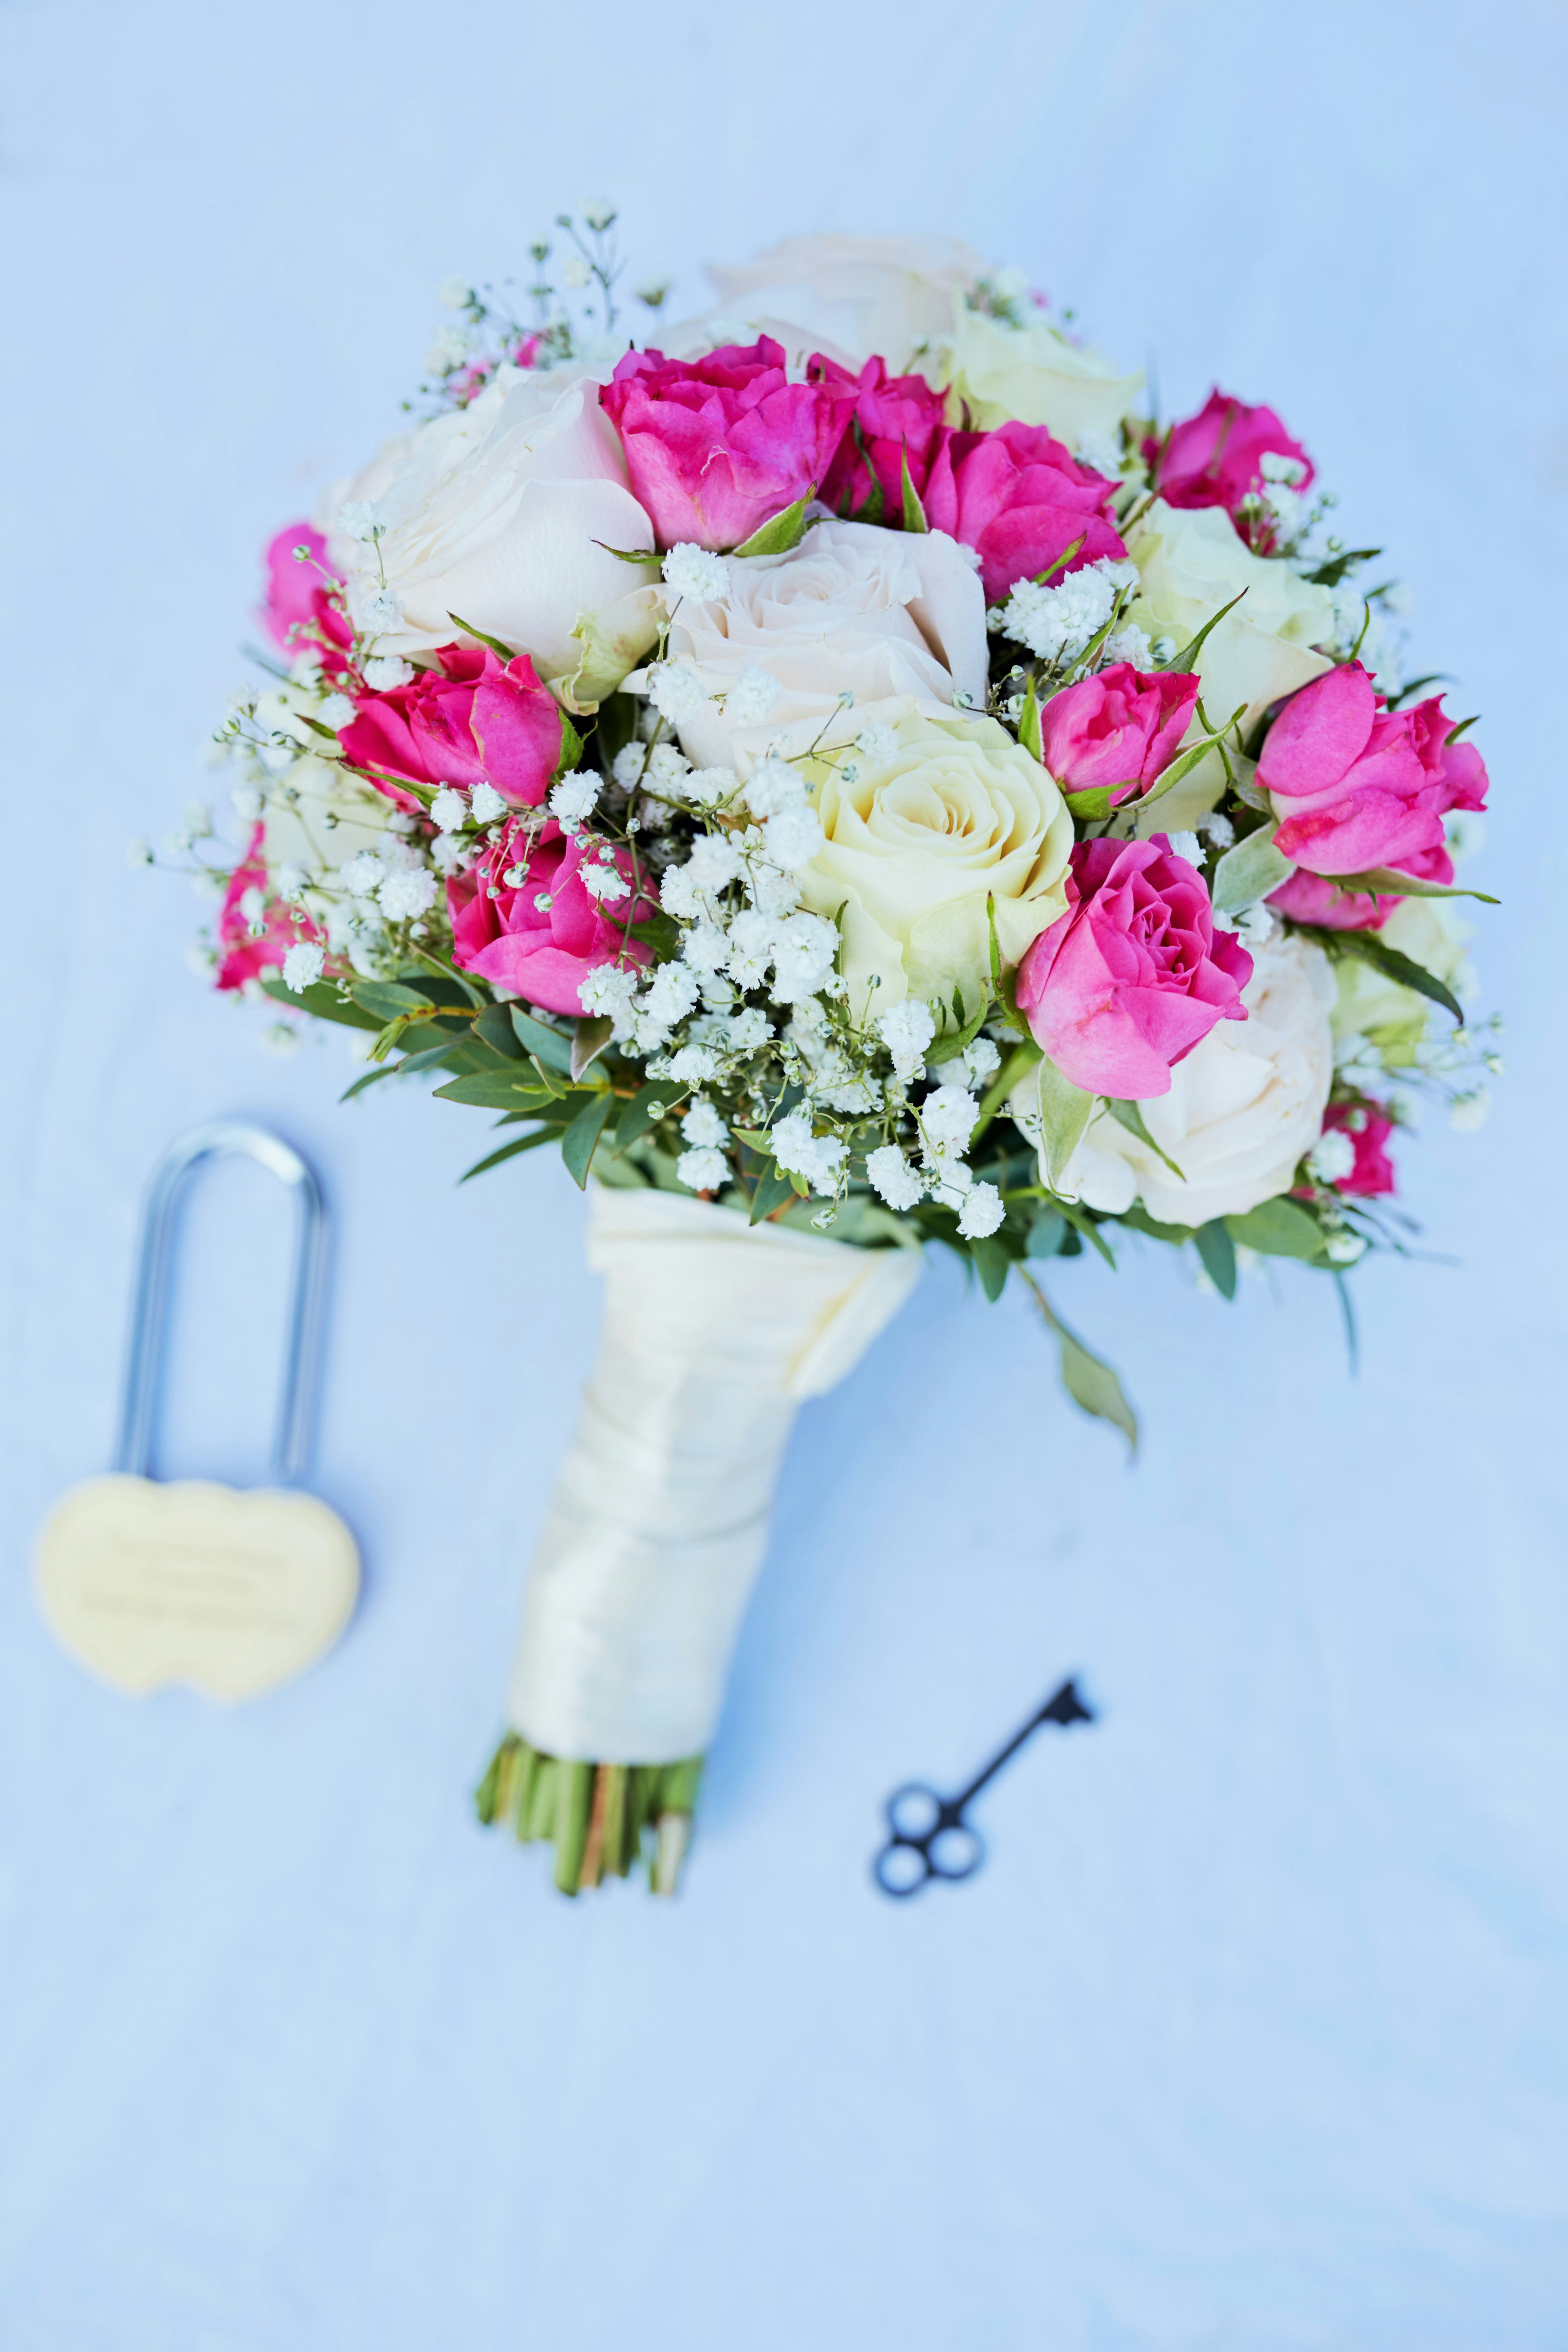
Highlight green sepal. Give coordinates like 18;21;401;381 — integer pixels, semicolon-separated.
1330;866;1498;907
446;610;520;662
1106;1097;1185;1181
1036;1058;1095;1191
560;1091;616;1188
1193;1219;1237;1298
900;449;928;534
731;490;817;558
557;710;586;774
1032;534;1086;588
1139;714;1246;814
1211;824;1292;916
591;541;659;566
1063;784;1119;821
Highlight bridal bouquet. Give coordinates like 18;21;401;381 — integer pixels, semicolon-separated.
170;211;1498;1893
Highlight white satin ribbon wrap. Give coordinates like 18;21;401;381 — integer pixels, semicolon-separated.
507;1185;922;1763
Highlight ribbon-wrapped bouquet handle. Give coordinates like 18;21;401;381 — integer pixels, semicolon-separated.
478;1186;921;1892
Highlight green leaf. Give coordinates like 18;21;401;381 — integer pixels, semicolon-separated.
900;448;928;534
1331;866;1498;906
1164;588;1248;675
614;1082;673;1155
570;1016;615;1081
1115;1202;1194;1244
926;993;992;1064
1026;1207;1067;1260
1326;929;1464;1023
731;490;817;558
969;1234;1012;1301
1305;546;1382;588
1036;1058;1095;1190
340;1063;401;1103
459;1129;557;1182
434;1073;559;1111
1106;1097;1185;1181
1211;824;1293;916
1063;784;1119;821
446;610;521;662
625;910;682;959
1032;533;1085;588
527;1053;573;1100
557;710;585;774
1056;1200;1117;1268
560;1091;616;1188
1193;1219;1237;1298
510;1006;576;1071
1224;1197;1326;1260
472;1004;524;1060
747;1159;798;1224
260;977;381;1032
351;980;430;1022
1023;1274;1137;1452
1017;677;1042;763
590;541;659;566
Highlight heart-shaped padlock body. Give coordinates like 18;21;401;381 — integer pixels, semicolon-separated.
34;1474;359;1702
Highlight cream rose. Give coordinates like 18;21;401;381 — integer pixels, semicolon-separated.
661;521;989;772
1124;499;1334;738
935;299;1144;452
685;234;986;373
1331;899;1473;1061
796;704;1073;1020
326;367;660;710
1035;935;1334;1226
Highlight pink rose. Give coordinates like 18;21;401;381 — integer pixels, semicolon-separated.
1037;662;1201;803
339;643;564;814
1016;835;1253;1099
921;421;1124;603
1149;390;1314;531
1321;1101;1396;1197
600;339;857;551
214;824;318;992
1262;663;1488;879
259;523;353;671
448;821;655;1017
810;354;950;524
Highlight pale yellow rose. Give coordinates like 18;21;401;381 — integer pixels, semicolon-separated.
1124;499;1333;738
936;298;1143;450
796;704;1072;1020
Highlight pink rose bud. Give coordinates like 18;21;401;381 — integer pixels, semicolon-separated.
259;523;351;665
600;339;858;551
921;420;1125;603
809;353;950;524
448;821;655;1017
1262;662;1488;879
1265;869;1394;930
1016;836;1253;1099
1037;662;1201;803
339;643;566;814
214;824;322;992
1322;1101;1397;1197
1148;390;1314;533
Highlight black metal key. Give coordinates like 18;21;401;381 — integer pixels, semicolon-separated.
873;1677;1096;1897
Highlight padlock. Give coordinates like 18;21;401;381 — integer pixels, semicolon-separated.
33;1122;360;1701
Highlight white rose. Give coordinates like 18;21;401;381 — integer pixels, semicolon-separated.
678;234;986;373
1041;935;1335;1226
659;520;989;771
260;753;402;874
1124;499;1334;738
1331;898;1473;1057
935;299;1144;451
326;367;660;710
796;704;1073;1020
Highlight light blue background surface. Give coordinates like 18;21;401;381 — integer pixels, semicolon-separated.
3;3;1567;2344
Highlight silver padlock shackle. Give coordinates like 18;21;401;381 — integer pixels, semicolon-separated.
113;1121;329;1488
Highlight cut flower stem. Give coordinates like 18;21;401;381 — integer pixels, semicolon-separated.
475;1733;704;1896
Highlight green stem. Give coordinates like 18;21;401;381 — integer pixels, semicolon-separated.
475;1735;705;1896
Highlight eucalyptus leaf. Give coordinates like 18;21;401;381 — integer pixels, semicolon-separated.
260;977;380;1032
615;1082;673;1155
459;1129;557;1182
1024;1276;1137;1452
969;1234;1012;1302
1223;1197;1326;1259
1193;1219;1237;1298
472;1004;524;1060
509;1006;576;1071
1211;824;1293;916
570;1016;615;1081
340;1063;401;1103
747;1159;798;1225
560;1091;616;1188
1324;928;1464;1023
1026;1207;1066;1259
351;980;430;1022
731;490;817;558
434;1073;560;1111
